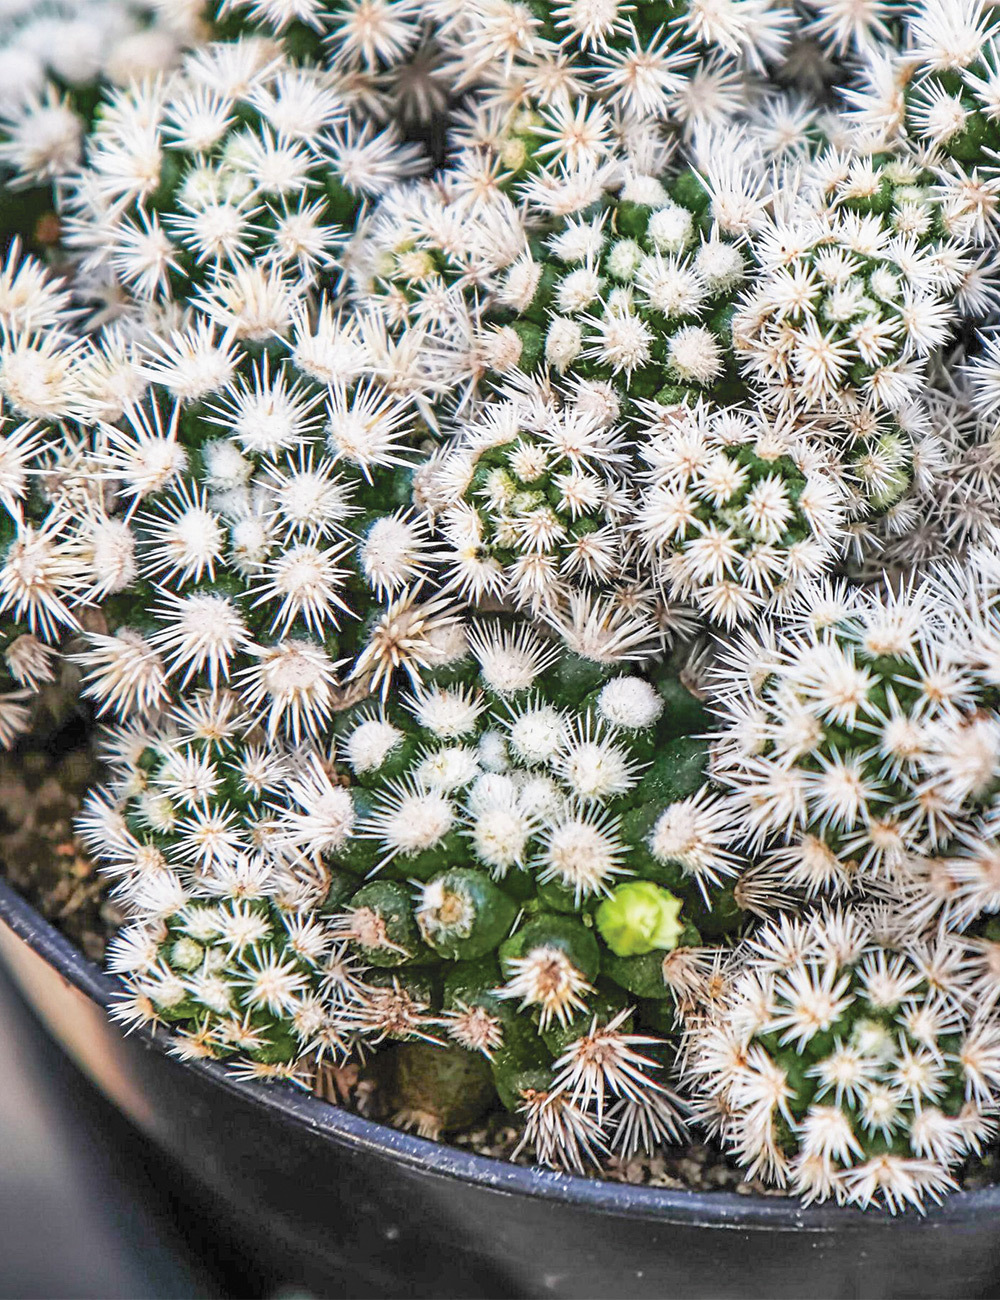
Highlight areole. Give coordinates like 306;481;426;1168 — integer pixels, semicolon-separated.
1;878;999;1300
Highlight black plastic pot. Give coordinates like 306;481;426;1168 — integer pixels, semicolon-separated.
1;877;999;1300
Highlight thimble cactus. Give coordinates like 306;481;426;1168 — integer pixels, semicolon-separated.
427;0;792;133
0;0;192;199
709;555;1000;923
84;686;381;1076
59;39;422;314
709;579;951;898
322;620;748;1163
483;169;749;419
733;158;965;414
431;387;634;614
109;889;368;1080
634;400;848;626
684;906;1000;1210
8;0;1000;1213
63;295;471;739
849;0;1000;228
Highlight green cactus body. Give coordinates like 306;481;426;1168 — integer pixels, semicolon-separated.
734;155;960;415
484;172;748;421
328;621;745;1153
689;908;996;1210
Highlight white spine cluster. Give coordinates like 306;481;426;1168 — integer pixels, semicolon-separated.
58;40;423;318
635;401;846;626
733;165;965;414
683;907;1000;1210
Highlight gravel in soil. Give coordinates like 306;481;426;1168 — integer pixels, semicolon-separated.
0;739;120;965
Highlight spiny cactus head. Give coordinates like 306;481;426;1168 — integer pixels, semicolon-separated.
59;39;424;313
846;10;1000;214
434;387;633;614
710;561;1000;916
425;0;791;142
319;619;749;1159
634;399;850;627
110;891;364;1080
732;154;967;415
484;169;749;417
684;906;1000;1210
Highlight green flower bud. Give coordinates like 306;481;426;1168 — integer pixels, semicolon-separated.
596;881;684;957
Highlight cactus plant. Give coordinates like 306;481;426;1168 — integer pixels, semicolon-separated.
683;906;1000;1210
298;621;749;1163
8;0;1000;1214
58;39;423;319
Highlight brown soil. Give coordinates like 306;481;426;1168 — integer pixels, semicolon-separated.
0;739;120;964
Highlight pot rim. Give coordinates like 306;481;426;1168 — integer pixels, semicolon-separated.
2;875;998;1230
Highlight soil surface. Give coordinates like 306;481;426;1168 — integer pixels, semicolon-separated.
0;736;121;964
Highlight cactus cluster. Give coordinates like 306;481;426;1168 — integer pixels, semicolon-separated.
8;0;1000;1214
732;157;970;415
707;557;1000;922
60;43;423;319
684;906;1000;1210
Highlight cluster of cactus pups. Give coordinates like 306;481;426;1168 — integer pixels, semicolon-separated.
10;0;1000;1214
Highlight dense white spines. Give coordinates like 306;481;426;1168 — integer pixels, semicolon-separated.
57;39;425;320
635;401;847;626
732;159;966;414
431;383;633;616
705;559;1000;933
683;907;1000;1209
9;0;1000;1204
